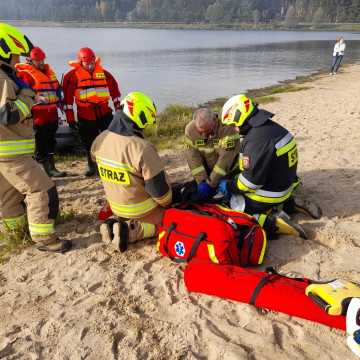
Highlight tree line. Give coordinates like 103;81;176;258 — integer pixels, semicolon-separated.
2;0;360;24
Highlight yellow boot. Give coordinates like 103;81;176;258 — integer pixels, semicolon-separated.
275;212;308;239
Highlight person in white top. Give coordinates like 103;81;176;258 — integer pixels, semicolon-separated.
330;37;346;75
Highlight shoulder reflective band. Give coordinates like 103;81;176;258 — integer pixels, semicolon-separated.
96;157;134;185
109;198;158;218
29;222;55;236
275;133;298;168
245;180;299;204
213;164;226;176
275;133;296;157
191;165;206;176
0;139;35;156
14;99;31;118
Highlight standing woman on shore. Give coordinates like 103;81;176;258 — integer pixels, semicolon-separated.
330;37;346;75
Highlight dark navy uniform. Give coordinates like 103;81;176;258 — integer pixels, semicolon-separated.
228;109;299;224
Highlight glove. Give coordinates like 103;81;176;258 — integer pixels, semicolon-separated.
68;122;79;132
217;179;231;199
197;181;216;201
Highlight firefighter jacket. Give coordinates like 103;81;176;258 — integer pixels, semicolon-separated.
184;117;241;188
0;60;36;158
91;111;172;219
16;63;60;126
62;58;121;123
229;109;299;205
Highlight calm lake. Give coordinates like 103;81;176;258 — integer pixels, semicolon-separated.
21;26;360;110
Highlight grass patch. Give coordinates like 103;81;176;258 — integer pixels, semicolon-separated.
56;210;76;225
146;104;195;148
0;225;32;263
0;210;75;263
146;82;310;149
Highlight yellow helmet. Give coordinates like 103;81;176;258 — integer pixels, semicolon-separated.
121;91;157;129
0;23;33;59
221;94;255;127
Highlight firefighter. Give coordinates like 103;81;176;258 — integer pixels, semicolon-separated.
0;23;71;253
217;94;313;239
16;47;66;178
184;107;241;201
91;92;172;252
62;47;121;177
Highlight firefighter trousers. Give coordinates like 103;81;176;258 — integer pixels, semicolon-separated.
119;206;165;243
0;155;59;244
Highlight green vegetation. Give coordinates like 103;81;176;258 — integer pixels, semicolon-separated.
148;79;312;149
0;210;75;262
0;224;32;263
3;1;360;26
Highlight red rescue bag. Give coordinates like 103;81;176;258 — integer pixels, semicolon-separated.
184;261;346;330
157;204;267;266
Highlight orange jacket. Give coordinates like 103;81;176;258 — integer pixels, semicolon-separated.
16;63;60;126
62;58;121;123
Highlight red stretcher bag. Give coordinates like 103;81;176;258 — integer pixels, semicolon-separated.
157;204;267;266
184;261;346;330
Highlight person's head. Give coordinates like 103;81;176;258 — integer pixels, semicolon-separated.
120;91;157;130
0;22;33;67
193;108;217;137
339;37;344;44
29;47;46;70
221;94;256;129
78;47;96;72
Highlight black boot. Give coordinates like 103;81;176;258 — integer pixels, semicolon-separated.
85;153;98;177
48;156;67;178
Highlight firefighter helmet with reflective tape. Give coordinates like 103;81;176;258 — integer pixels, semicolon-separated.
121;92;157;129
221;94;255;127
77;47;96;63
0;22;33;59
30;47;46;61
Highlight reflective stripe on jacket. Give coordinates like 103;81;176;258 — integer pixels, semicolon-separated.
69;58;110;105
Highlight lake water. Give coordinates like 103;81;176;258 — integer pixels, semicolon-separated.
20;26;360;110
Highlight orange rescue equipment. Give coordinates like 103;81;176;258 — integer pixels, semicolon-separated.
15;63;59;105
68;58;111;105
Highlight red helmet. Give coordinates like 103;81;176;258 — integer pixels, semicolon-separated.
77;47;95;63
30;47;46;61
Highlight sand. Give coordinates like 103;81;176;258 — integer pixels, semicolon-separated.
1;65;360;360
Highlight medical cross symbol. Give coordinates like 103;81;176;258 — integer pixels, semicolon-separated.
175;241;185;257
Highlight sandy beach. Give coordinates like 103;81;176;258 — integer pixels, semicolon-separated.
1;65;360;360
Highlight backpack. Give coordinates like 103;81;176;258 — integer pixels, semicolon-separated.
157;203;267;266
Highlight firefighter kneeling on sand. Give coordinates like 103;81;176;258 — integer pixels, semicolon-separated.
217;94;321;239
91;92;172;251
16;46;66;178
184;107;241;201
0;23;71;253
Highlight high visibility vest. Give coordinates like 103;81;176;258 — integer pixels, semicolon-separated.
68;58;111;105
15;63;60;106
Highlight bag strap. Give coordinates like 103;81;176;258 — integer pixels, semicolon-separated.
249;267;309;306
163;222;177;256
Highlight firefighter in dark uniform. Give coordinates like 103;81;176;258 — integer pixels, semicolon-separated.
218;94;318;239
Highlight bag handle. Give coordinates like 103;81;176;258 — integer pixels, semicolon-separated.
171;231;207;264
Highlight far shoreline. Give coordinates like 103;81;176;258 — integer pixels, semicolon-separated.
5;19;360;32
